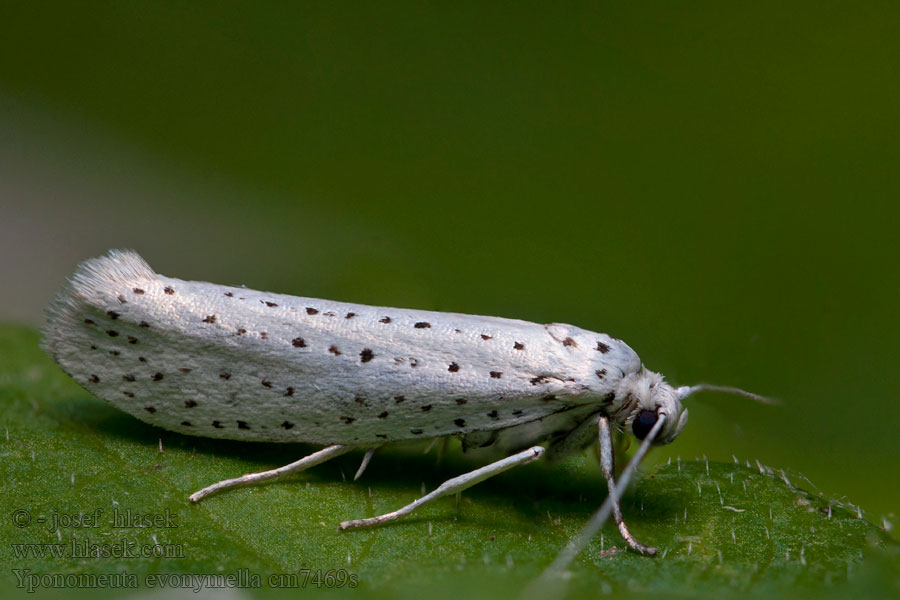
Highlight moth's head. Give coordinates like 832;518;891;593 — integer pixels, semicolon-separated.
620;369;775;446
620;370;688;446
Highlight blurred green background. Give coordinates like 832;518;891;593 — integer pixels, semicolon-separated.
1;0;898;591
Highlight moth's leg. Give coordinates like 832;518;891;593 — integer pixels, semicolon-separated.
598;417;657;555
189;444;354;502
339;445;545;530
435;437;451;467
420;436;451;467
353;448;377;481
423;438;440;454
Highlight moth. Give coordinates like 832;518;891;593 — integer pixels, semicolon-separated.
42;250;769;556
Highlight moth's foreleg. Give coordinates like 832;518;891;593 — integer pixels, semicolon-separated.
189;444;354;502
338;445;545;531
598;417;657;556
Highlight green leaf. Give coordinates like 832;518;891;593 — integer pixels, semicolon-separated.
1;324;896;598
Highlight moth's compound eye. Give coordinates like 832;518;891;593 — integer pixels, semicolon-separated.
632;410;658;440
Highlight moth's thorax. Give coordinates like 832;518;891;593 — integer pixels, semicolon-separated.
610;368;688;445
545;323;642;393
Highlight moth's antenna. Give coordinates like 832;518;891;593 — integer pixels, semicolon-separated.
676;384;779;405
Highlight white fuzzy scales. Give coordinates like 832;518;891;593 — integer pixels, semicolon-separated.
43;250;686;452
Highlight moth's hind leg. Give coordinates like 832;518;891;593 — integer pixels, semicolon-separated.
338;445;545;531
189;444;356;502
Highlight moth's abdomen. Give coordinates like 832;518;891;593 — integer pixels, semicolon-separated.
43;250;641;446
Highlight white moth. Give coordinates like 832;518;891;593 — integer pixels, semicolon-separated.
42;250;770;559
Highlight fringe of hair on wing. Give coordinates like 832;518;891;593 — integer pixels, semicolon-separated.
41;250;157;356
